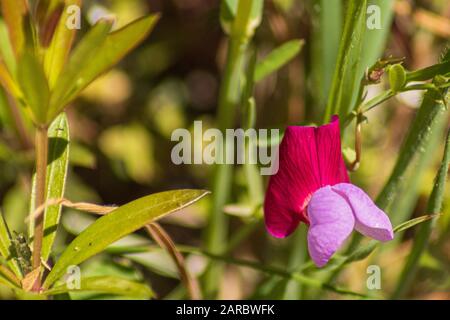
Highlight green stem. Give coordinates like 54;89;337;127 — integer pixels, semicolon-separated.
203;35;249;298
32;126;48;284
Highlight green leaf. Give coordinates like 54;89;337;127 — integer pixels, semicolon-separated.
406;60;450;82
0;210;23;278
392;130;450;299
393;214;440;234
254;39;304;82
376;89;447;211
16;52;50;124
388;114;447;228
61;211;178;277
48;15;159;121
309;0;343;118
42;114;70;262
44;0;81;88
28;113;70;243
323;0;367;123
47;19;113;121
43;189;209;288
44;276;153;299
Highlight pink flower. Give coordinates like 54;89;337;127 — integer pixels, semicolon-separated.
264;116;394;267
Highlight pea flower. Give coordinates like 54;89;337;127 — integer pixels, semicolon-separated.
264;116;394;267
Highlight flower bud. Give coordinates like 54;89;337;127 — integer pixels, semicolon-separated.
389;64;406;92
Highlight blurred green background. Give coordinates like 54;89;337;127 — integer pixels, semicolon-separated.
0;0;449;299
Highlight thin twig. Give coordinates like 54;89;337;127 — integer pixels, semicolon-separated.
145;223;202;300
349;112;363;171
26;198;116;223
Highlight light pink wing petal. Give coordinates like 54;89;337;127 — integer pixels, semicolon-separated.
332;183;394;242
315;115;349;186
264;126;322;238
307;186;355;267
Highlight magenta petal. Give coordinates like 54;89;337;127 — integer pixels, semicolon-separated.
264;126;321;237
332;183;394;242
307;186;355;267
315;115;350;186
264;116;349;238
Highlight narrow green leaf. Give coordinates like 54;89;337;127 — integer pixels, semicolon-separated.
392;130;450;299
43;189;209;288
0;211;22;278
45;276;153;299
44;0;81;88
309;0;342;119
61;211;178;277
323;0;367;123
16;52;50;124
42;113;70;262
254;39;304;82
388;114;447;229
48;15;159;120
28;113;70;242
393;214;440;234
406;60;450;82
376;89;447;211
47;19;113;121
